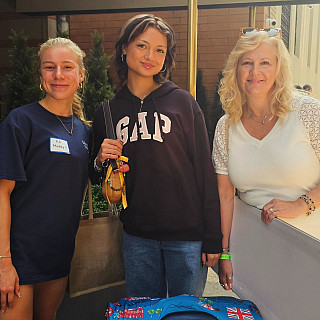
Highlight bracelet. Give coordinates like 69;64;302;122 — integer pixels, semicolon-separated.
93;157;102;172
299;194;316;216
0;255;11;259
222;247;229;252
219;253;231;260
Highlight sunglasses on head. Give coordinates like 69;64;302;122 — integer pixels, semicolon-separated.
240;28;281;38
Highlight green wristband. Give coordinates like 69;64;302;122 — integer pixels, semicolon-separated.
219;253;231;260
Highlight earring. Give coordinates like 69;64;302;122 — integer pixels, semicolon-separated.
78;82;83;90
161;64;167;73
121;53;126;62
39;84;43;91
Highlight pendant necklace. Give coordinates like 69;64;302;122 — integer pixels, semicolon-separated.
261;114;267;125
250;112;272;125
55;113;74;135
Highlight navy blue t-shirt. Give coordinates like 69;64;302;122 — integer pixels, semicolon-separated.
0;102;90;284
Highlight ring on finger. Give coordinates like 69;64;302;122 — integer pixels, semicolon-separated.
227;276;232;280
269;208;274;213
220;283;225;287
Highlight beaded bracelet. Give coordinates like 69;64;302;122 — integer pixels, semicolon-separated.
219;253;231;260
299;194;316;216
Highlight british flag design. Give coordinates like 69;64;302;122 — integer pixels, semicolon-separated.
105;295;263;320
226;307;255;320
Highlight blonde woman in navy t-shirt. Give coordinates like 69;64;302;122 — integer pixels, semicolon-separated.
0;38;90;319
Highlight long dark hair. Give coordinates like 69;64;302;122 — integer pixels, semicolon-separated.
115;14;176;88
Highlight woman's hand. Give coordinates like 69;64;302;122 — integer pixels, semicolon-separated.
0;259;20;313
202;253;220;268
218;259;233;290
96;139;123;168
262;198;308;224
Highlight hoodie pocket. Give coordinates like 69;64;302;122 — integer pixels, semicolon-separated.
129;171;198;232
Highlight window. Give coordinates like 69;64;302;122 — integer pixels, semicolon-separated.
294;5;302;57
316;6;320;73
281;5;291;49
307;8;313;67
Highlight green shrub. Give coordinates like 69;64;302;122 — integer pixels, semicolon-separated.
2;30;41;117
82;184;108;215
84;31;114;120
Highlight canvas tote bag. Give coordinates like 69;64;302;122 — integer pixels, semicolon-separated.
68;180;125;298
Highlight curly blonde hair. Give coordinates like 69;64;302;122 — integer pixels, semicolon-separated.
219;31;293;123
38;37;90;125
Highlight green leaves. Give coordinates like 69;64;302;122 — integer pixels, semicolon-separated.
2;30;42;117
84;31;115;120
82;184;108;215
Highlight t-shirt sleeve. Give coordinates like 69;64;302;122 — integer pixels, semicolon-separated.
294;95;320;161
0;120;28;181
212;115;229;175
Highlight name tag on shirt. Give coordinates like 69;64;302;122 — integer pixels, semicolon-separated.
50;137;70;154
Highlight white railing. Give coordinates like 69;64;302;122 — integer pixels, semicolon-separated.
230;197;320;320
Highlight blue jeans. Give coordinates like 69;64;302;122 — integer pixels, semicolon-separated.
123;232;208;298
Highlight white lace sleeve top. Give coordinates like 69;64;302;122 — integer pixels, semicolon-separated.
212;95;320;209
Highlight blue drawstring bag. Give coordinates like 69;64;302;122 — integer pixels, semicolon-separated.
105;295;264;319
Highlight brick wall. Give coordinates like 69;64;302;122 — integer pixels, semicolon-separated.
70;7;267;102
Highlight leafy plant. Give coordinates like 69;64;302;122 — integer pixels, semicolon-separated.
84;30;114;120
82;184;108;215
2;30;41;117
56;15;70;38
56;30;69;38
211;71;225;147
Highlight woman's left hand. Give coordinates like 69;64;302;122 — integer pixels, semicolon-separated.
218;259;233;290
261;198;308;224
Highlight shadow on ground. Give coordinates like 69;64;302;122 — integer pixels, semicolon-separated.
56;284;126;320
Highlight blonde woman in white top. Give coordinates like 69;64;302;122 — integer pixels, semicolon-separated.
212;30;320;291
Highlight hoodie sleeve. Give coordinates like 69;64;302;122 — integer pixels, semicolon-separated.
193;106;223;254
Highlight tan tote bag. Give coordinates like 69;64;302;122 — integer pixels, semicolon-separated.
68;180;126;298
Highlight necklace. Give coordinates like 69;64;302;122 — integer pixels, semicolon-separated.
249;112;272;125
55;113;74;135
254;114;268;125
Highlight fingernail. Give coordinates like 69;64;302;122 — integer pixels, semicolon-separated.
1;310;4;314
18;292;21;298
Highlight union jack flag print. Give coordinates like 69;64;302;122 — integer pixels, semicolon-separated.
227;307;255;320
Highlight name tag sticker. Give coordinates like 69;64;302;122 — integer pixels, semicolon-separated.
50;137;70;154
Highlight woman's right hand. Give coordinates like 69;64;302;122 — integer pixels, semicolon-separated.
218;259;233;290
0;259;20;313
96;139;123;168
